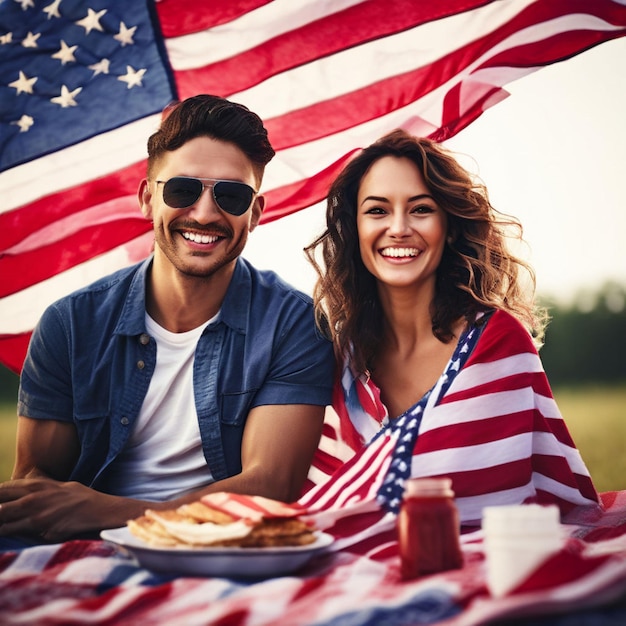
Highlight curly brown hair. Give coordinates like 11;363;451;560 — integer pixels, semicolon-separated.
305;129;547;375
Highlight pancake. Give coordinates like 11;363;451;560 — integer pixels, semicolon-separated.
126;493;316;549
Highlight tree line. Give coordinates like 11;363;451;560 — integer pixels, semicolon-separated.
540;281;626;386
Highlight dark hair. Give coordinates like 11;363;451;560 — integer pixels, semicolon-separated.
147;95;275;183
305;129;546;375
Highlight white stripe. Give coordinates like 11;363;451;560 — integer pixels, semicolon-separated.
412;430;591;479
455;482;539;524
533;472;597;506
301;433;395;509
305;430;356;488
4;197;141;255
303;498;381;533
0;115;159;214
459;476;599;528
419;387;537;433
450;353;544;393
305;465;333;488
0;234;152;334
165;0;366;70
315;438;392;509
535;392;562;419
412;432;533;475
537;428;594;476
314;434;355;465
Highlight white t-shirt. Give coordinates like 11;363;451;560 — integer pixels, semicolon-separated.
106;314;216;500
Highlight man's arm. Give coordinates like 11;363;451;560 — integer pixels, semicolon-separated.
0;405;324;541
0;416;151;542
187;403;325;503
12;415;79;480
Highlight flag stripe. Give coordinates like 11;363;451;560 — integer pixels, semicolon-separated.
1;234;155;337
154;0;273;38
0;218;150;300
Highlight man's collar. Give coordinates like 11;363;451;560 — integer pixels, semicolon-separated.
114;256;251;336
214;258;250;335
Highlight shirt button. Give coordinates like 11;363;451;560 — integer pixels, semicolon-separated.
139;333;150;345
121;416;129;426
137;360;145;370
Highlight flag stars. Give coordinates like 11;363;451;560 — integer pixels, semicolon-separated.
9;71;38;95
14;0;35;10
114;22;137;46
51;84;82;107
1;33;13;45
89;58;110;76
75;8;107;34
22;31;41;48
12;115;35;133
43;0;62;19
52;40;78;65
118;65;146;89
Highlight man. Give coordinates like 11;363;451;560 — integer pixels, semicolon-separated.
0;95;334;542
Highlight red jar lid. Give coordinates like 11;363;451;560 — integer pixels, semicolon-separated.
404;477;454;498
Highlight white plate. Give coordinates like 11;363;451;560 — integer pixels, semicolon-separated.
100;527;334;578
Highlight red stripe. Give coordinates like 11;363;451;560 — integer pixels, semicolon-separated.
415;411;537;451
154;0;272;38
532;453;593;491
322;508;387;540
462;310;536;365
260;149;359;224
0;219;153;299
0;161;145;251
543;417;579;448
442;373;537;405
446;459;533;497
0;334;31;375
302;435;394;509
307;448;345;480
200;493;305;519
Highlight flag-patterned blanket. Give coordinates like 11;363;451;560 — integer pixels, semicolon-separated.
1;491;625;625
303;310;599;552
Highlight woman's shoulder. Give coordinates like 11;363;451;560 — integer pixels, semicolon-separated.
472;309;538;358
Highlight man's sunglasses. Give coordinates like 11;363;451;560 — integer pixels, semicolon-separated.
155;176;257;216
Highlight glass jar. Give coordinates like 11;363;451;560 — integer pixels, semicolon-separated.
397;477;463;579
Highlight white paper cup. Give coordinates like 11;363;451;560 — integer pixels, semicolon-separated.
483;504;563;597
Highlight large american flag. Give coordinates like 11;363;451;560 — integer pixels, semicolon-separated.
2;0;626;374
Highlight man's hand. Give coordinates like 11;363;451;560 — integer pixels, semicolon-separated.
0;477;148;542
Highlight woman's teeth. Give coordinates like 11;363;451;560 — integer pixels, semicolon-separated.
380;247;419;258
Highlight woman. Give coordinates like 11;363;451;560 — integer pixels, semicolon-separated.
302;129;599;531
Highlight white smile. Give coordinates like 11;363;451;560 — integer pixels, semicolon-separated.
380;247;420;258
182;231;219;244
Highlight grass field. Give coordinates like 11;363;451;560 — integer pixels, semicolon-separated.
0;384;624;492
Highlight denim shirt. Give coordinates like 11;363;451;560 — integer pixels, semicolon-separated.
18;256;335;491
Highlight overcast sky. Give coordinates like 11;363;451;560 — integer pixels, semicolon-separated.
244;37;626;307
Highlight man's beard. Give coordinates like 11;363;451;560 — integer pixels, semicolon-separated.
154;221;248;279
